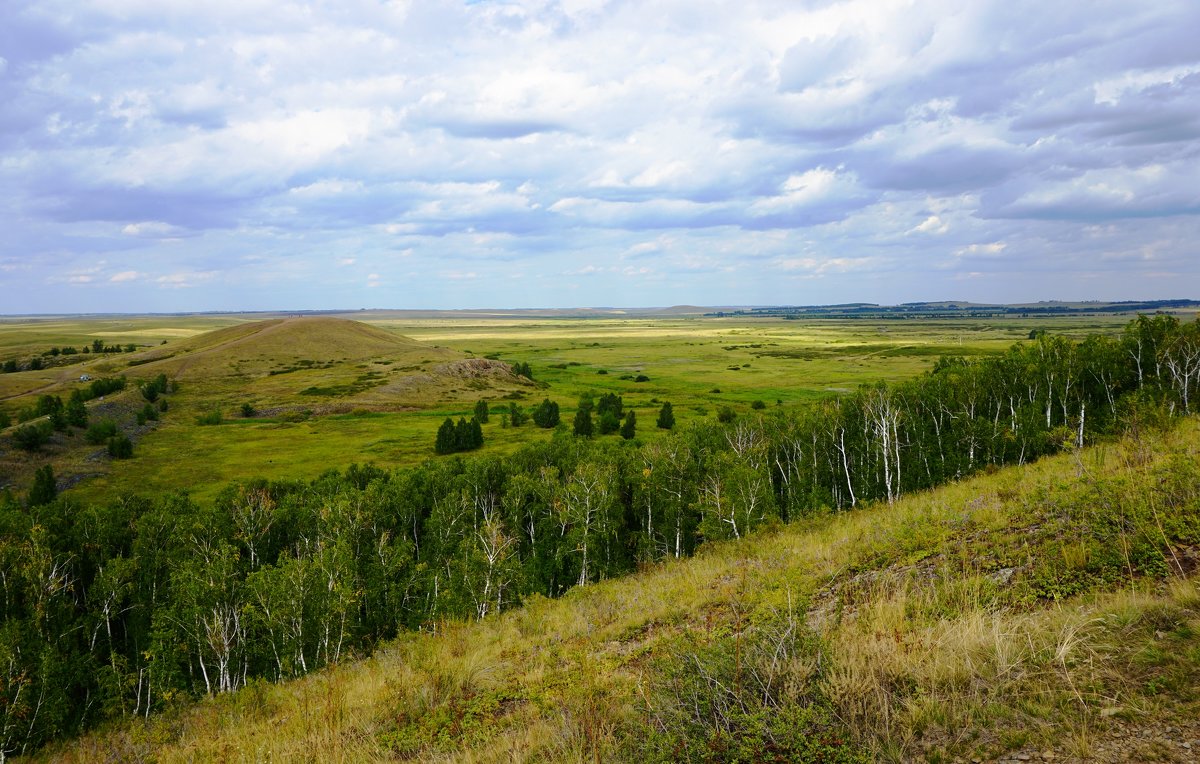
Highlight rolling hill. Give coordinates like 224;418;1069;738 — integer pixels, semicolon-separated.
1;317;536;498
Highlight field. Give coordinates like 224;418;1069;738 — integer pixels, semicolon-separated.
0;310;1165;504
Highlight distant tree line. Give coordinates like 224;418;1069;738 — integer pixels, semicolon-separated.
2;315;1200;756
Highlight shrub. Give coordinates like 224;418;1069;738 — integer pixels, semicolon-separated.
12;422;51;452
241;403;256;418
750;400;767;410
717;406;736;423
86;419;119;444
28;465;56;506
107;434;133;459
532;399;560;428
656;401;675;430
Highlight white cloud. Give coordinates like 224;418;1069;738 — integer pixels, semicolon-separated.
0;0;1197;311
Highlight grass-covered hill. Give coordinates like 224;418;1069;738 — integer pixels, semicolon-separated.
33;419;1200;763
1;317;537;500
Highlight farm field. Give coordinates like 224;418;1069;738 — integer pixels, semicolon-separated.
0;310;1160;504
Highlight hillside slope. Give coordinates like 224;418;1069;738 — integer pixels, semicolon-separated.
34;420;1200;763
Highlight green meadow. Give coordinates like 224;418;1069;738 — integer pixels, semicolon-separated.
0;311;1150;504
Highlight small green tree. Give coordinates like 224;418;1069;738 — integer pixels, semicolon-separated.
598;410;620;435
512;361;534;380
620;410;637;440
1;360;16;373
107;434;133;459
28;465;56;506
532;399;560;428
573;407;594;438
435;418;456;454
65;397;88;428
656;401;675;430
12;422;50;451
35;395;63;417
85;419;119;445
28;357;42;371
473;400;490;423
241;403;256;418
508;402;528;427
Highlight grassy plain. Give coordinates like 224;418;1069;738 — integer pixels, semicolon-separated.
0;310;1157;504
36;417;1200;763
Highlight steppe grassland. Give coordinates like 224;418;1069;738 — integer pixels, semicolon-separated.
8;312;1136;505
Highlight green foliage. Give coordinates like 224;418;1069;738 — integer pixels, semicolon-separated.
0;410;10;429
750;399;766;410
508;402;528;427
656;401;675;430
28;356;42;371
2;359;17;373
35;394;63;417
86;376;127;399
85;419;119;444
107;434;134;459
27;465;57;506
473;399;490;423
241;402;256;418
573;407;594;437
436;416;485;454
512;361;534;379
620;410;637;440
65;396;88;428
532;398;560;428
716;406;735;423
12;422;51;451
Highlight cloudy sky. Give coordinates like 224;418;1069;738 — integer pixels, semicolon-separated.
2;0;1199;313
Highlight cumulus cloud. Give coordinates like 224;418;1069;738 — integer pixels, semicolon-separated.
0;0;1197;311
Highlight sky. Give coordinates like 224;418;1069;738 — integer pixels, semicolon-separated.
2;0;1199;313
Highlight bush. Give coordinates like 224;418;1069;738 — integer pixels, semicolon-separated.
12;422;51;452
656;401;675;430
87;376;127;399
750;400;767;410
65;397;88;428
28;465;56;507
508;403;528;427
717;406;736;423
107;434;133;459
85;419;119;444
635;374;650;382
532;399;560;428
1;359;17;373
0;410;10;429
620;410;637;440
241;403;256;418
